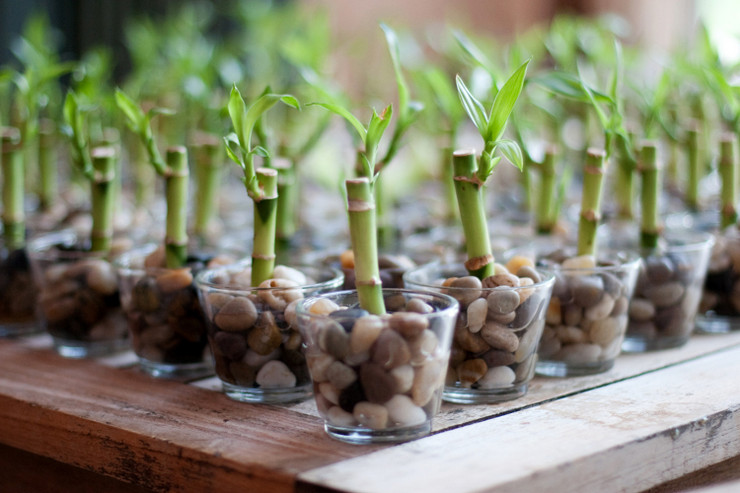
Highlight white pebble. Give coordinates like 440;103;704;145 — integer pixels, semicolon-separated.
353;401;389;430
477;366;516;389
319;381;340;405
390;364;414;394
562;254;596;270
255;360;296;388
467;298;488;333
272;265;308;285
326;405;356;426
385;395;427;427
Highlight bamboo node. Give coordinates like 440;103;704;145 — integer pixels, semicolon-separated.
465;254;494;272
347;199;375;212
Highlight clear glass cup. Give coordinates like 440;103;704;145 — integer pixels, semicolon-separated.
296;289;458;444
27;230;129;357
116;244;214;378
404;261;555;403
0;236;39;337
699;226;740;332
535;249;641;376
623;229;715;351
195;262;343;403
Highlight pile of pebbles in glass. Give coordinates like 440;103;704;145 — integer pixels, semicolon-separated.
439;257;547;390
122;248;232;365
200;265;317;390
700;232;740;317
0;247;37;326
303;296;448;431
537;253;632;365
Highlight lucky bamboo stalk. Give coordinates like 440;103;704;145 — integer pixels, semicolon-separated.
639;141;660;250
685;122;700;211
614;133;637;220
1;127;24;251
89;146;117;252
37;119;57;212
577;148;607;257
251;168;278;287
192;133;223;241
346;177;385;315
164;147;189;268
536;146;558;234
273;157;298;244
453;150;494;279
719;133;737;229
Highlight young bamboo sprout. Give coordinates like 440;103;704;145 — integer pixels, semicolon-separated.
115;88;188;268
639;142;660;250
89;147;117;252
272;158;298;244
719;134;737;229
577;148;607;257
1;128;24;251
536;146;558;234
37;119;57;212
224;85;299;287
454;60;529;278
346;177;385;315
192;133;223;241
685;122;701;212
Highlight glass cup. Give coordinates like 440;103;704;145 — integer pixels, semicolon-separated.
28;230;128;357
195;262;343;403
0;236;38;337
296;289;458;444
116;244;216;378
535;249;641;377
623;229;714;351
404;261;555;403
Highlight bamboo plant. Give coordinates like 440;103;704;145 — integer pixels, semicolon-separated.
62;91;118;253
115;89;188;269
577;148;608;256
719;134;737;230
2;127;24;252
639;141;660;250
224;85;299;287
453;60;529;279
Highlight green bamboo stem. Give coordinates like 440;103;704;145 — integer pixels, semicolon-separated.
374;172;396;250
164;146;189;269
639;141;660;250
192;133;223;240
441;145;457;221
686;123;700;212
90;146;117;253
133;139;155;208
521;154;533;214
615;133;636;220
346;177;385;315
1;127;24;251
536;146;558;234
719;133;737;229
453;149;494;279
273;157;298;243
251;167;278;287
38;119;57;212
577;148;607;257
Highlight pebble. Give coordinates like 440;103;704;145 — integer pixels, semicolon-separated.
338;380;366;412
384;394;427;426
537;332;561;358
408;330;439;365
85;260;118;295
229;361;256;386
516;265;542;283
405;298;433;314
584;294;615;321
515;320;543;362
466;298;488;333
306;352;335;382
326;360;357;390
457;358;487;386
206;292;234;312
600;272;624;298
483;348;516;367
156;268;193;294
353;401;389;429
629;298;656;321
571;275;604;308
244;348;280;368
555;325;588;344
588;316;622;345
448;276;482;306
319;381;340;405
247;314;283;355
546;297;562;325
213;331;248;361
372;329;411;369
483;272;520;289
486;287;520;315
257;278;301;311
454;324;490;353
327;405;356;426
255;360;296;388
310;298;340;315
390;364;414;393
645;257;675;283
505;255;534;275
563;304;582;326
649;282;685;308
359;362;397;404
411;360;444;406
318;321;350;359
272;265;308;285
555;343;602;364
349;315;385;354
610;295;629;316
388;312;428;338
330;308;369;331
214;296;258;332
480;323;519;352
562;254;596;270
477;366;516;389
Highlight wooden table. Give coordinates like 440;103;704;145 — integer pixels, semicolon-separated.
1;330;740;493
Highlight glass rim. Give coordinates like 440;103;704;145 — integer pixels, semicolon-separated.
193;261;344;294
403;261;556;291
27;229;109;261
295;287;459;318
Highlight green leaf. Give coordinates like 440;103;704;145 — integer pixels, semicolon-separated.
253;145;270;158
308;102;367;142
380;23;409;117
486;59;530;142
227;85;249;150
453;29;495;76
532;72;612;104
496;139;524;171
223;136;242;166
365;104;393;176
115;88;145;131
456;75;488;132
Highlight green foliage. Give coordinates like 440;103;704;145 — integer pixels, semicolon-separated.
115;88;173;175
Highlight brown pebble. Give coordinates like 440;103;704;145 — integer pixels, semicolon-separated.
247;312;282;355
360;362;397;404
457;358;487;386
214;296;258;332
156;268;193;294
480;323;520;352
388;312;428;339
372;329;411;369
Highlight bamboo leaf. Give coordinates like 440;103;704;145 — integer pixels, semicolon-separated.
532;72;612;104
380;23;409;115
223;136;242;166
308;102;367;142
456;75;488;132
453;29;495;76
227;85;249;150
366;104;393;175
115;88;145;132
487;59;530;141
253;145;270;158
496;139;524;171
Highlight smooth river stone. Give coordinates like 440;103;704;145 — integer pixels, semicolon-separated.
326;360;357;390
477;366;516;389
213;331;248;361
467;298;488;333
353;401;389;430
480;323;519;352
629;298;656;321
155;268;193;294
372;329;411;369
515;319;544;362
214;296;258;332
563;303;583;326
389;311;428;338
588;316;622;345
359;362;397;404
411;360;444;407
599;272;624;298
645;256;675;283
449;276;482;306
349;315;384;354
390;364;414;393
486;287;521;315
326;406;356;426
255;360;296;388
457;358;487;386
319;381;340;405
247;317;282;355
555;343;602;364
649;282;685;308
319;321;350;359
571;275;604;308
483;348;516;367
408;330;438;366
85;260;118;295
385;394;427;426
584;294;615;321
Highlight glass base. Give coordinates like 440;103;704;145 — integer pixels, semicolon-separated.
621;335;689;352
222;381;312;404
695;314;740;334
53;337;130;359
535;358;615;377
0;320;41;338
324;420;432;444
138;358;213;380
442;382;528;404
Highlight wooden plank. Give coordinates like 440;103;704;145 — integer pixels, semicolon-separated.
296;344;740;493
0;340;381;493
644;455;740;493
